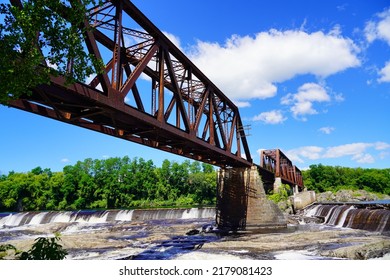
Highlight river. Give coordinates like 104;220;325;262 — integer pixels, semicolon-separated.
1;206;390;260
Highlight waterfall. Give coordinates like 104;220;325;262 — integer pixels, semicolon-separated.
304;204;390;232
0;207;216;228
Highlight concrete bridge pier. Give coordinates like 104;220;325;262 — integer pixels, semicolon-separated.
216;166;287;232
273;177;300;195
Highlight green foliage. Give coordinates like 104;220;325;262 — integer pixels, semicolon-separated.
303;164;390;195
0;0;104;104
1;234;67;260
0;157;217;211
267;184;291;203
19;235;67;260
0;244;17;260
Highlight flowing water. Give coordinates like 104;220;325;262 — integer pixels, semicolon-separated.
1;204;390;260
0;208;215;227
303;201;390;232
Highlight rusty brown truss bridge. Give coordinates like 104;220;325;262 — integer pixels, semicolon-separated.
7;0;303;189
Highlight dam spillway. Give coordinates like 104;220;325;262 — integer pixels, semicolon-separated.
0;208;216;228
304;201;390;233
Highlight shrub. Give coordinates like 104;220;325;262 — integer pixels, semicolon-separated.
267;184;291;203
18;235;67;260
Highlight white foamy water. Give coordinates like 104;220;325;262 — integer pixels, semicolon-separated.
28;212;48;225
0;208;216;227
114;210;134;221
181;208;215;219
335;206;355;227
50;212;73;223
305;204;321;217
0;212;29;227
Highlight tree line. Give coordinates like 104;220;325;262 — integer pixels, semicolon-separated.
2;160;390;212
0;156;217;212
302;164;390;195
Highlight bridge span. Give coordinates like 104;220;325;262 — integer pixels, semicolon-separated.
6;0;304;230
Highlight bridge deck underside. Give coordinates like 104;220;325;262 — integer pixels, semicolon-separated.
10;78;251;168
257;166;275;184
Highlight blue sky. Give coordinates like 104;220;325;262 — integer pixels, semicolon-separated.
1;0;390;174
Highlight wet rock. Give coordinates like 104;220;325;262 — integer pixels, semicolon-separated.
186;229;200;236
277;200;294;214
287;215;323;225
321;240;390;260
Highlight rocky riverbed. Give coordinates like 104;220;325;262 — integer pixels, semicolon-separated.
198;224;390;260
2;215;390;260
2;192;390;260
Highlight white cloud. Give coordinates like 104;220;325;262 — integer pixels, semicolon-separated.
365;8;390;46
337;4;348;12
286;146;324;163
364;8;390;83
378;60;390;83
281;83;331;120
85;73;103;92
163;31;182;49
61;158;70;163
189;28;360;102
375;141;390;150
234;101;252;108
364;21;378;44
46;60;58;70
323;143;373;158
352;153;375;164
319;126;335;134
252;110;287;124
285;141;390;165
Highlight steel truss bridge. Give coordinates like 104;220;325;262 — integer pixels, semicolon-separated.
7;0;304;189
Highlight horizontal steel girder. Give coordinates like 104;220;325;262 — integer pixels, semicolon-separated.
10;76;251;168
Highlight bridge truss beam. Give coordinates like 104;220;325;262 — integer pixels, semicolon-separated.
260;149;304;189
8;0;252;168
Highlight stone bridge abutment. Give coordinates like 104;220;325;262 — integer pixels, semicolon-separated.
216;166;287;231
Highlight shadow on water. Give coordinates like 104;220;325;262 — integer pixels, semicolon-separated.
126;234;219;260
118;221;225;260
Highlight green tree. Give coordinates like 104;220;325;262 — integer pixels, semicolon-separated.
95;157;125;208
202;163;214;174
0;172;29;211
154;159;172;201
46;172;64;210
0;0;103;104
188;172;217;205
170;161;190;198
0;156;219;211
303;164;390;195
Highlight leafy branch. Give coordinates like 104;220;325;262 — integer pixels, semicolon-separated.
0;0;103;104
19;234;68;260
